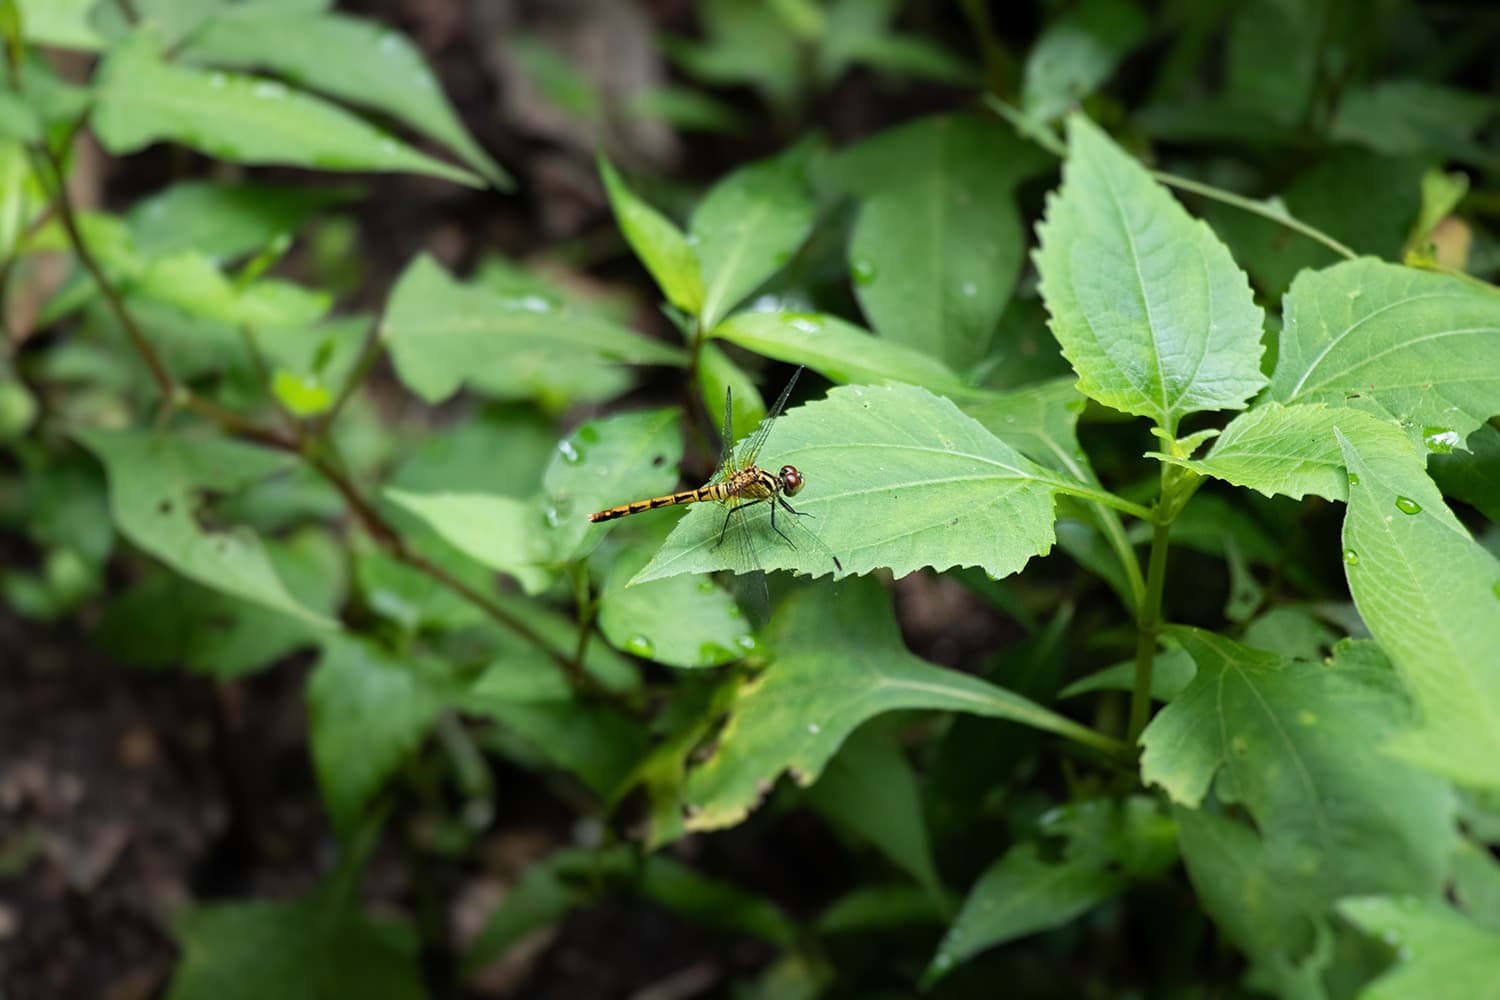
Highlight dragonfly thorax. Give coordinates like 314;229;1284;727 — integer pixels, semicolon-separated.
779;465;804;496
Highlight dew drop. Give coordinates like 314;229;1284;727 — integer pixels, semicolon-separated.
1297;710;1317;726
1492;579;1500;600
1347;471;1359;486
697;641;736;663
807;722;822;735
557;439;581;463
252;80;287;100
624;634;655;657
773;250;791;266
208;72;227;89
543;506;560;527
1394;496;1422;515
735;633;757;651
1423;427;1460;453
960;280;977;298
1343;548;1359;565
850;258;877;286
697;578;718;593
516;294;552;313
787;314;823;335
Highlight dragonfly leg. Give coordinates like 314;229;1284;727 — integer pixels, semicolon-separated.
766;495;796;548
778;497;813;518
716;497;768;548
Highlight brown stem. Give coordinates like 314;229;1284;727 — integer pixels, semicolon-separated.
38;140;610;700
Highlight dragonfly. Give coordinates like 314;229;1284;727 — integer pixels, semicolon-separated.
589;366;842;574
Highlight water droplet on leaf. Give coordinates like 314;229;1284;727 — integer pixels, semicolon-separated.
851;258;877;285
624;634;655;657
1343;548;1359;565
1394;496;1422;515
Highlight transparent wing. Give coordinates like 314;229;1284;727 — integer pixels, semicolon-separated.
737;365;802;471
711;383;736;483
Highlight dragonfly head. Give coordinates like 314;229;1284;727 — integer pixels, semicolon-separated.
779;465;804;497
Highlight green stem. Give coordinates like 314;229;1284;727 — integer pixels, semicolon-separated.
1127;519;1172;746
980;94;1359;262
1151;170;1358;260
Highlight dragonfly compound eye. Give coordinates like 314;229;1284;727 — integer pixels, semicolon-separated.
780;465;804;496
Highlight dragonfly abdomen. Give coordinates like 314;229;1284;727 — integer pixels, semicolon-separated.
587;467;778;523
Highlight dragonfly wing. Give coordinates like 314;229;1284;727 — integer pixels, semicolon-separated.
717;383;736;481
738;365;802;470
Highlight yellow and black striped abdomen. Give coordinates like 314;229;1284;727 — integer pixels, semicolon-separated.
587;466;778;523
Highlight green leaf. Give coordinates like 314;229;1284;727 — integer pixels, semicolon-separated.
508;35;601;120
838;114;1047;372
697;342;766;443
1338;897;1500;1000
182;7;510;188
1330;80;1500;168
1140;628;1453;893
1453;837;1500;930
634;382;1066;585
98;529;343;676
1021;0;1148;123
1167;401;1408;502
1267;259;1500;444
544;407;682;563
76;429;335;629
1173;806;1332;993
806;723;944;905
923;843;1124;987
384;489;555;594
169;893;424;1000
464;649;649;795
307;635;448;835
127;181;351;261
382;254;685;405
17;0;102;49
1337;429;1500;788
597;518;756;669
691;146;814;329
711;310;971;396
1034;115;1266;429
960;377;1090;479
92;32;480;185
1209;150;1424;299
1059;646;1197;701
597;155;705;315
683;580;1122;829
1430;422;1500;525
663;0;801;110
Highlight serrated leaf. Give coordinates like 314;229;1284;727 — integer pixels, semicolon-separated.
1338;897;1500;1000
691;147;814;329
93;32;480;185
683;581;1122;830
382;255;685;405
923;843;1124;988
1337;429;1500;788
634;382;1066;584
598;155;704;315
841;114;1046;372
169;893;424;1000
1168;401;1407;501
711;310;972;396
960;377;1090;479
1140;628;1452;895
1267;258;1500;443
307;635;448;835
182;7;509;188
76;429;335;629
1034;115;1266;428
